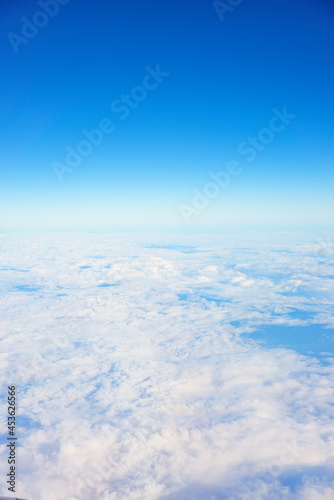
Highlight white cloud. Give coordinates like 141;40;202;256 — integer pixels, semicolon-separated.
0;231;334;499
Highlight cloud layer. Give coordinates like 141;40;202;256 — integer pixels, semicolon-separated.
0;231;334;499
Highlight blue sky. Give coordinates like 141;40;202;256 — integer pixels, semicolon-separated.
1;0;333;230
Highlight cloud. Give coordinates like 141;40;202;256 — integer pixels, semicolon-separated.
0;231;334;499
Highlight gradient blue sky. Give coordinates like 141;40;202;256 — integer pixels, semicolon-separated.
1;0;333;230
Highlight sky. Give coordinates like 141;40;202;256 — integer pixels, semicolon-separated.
1;0;334;230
